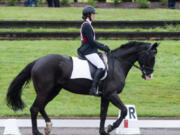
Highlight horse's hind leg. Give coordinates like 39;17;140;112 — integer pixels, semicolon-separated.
30;95;44;135
40;107;52;135
30;90;61;135
30;83;61;135
40;88;61;135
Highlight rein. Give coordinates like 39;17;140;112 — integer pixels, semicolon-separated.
132;64;142;70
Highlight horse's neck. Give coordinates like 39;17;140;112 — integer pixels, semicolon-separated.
120;55;138;77
112;48;138;78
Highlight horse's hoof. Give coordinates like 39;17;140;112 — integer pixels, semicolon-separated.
44;122;52;135
107;124;113;133
100;131;110;135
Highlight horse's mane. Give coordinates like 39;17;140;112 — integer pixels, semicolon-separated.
111;41;151;58
112;41;151;52
113;41;151;51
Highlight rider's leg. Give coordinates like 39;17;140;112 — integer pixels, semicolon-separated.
85;53;105;96
90;68;104;95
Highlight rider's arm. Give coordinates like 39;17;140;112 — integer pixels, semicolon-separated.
83;23;109;52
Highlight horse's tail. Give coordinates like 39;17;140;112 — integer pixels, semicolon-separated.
6;61;36;111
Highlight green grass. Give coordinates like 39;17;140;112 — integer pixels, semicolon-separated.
0;40;180;117
1;25;180;32
0;7;180;21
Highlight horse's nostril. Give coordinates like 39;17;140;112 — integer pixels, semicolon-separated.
145;74;153;80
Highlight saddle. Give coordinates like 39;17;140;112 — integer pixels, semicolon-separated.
70;53;108;80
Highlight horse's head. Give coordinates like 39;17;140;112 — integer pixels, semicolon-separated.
137;42;159;80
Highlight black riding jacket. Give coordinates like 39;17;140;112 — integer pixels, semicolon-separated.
78;20;108;56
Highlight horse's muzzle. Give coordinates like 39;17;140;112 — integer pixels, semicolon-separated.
142;74;153;80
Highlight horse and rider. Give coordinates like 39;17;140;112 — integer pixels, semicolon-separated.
6;5;159;135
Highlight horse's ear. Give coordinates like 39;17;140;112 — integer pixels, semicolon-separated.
152;42;159;50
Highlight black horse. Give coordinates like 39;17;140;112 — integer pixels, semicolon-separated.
7;41;159;135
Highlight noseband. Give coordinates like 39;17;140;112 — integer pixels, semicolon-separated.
133;64;154;76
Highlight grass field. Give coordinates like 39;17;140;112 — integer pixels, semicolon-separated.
1;25;180;32
0;6;180;117
0;40;179;117
0;7;180;21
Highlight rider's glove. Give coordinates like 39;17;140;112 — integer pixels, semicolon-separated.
104;45;110;53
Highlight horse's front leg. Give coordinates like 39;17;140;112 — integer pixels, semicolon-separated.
107;92;127;133
99;97;110;135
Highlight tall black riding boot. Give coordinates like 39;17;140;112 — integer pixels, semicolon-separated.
89;68;105;96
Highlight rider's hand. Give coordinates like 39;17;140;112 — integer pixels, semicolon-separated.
104;45;110;53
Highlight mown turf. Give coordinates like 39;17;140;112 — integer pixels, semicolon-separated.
0;40;180;117
0;25;180;32
0;7;180;21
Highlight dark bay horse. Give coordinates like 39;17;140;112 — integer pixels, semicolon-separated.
7;41;159;135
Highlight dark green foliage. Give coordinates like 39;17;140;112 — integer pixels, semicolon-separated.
88;0;98;7
97;0;106;2
7;0;18;6
160;0;168;5
61;0;71;5
112;0;122;5
136;0;151;8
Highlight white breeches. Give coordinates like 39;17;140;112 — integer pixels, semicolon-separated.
85;53;105;70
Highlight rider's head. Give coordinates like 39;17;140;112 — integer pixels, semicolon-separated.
82;5;96;21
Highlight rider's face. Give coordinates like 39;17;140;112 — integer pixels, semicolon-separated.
91;14;95;21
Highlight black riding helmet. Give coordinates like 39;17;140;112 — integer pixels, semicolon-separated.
82;5;96;20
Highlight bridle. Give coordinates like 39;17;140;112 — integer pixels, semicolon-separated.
135;47;154;75
108;47;154;76
133;64;154;76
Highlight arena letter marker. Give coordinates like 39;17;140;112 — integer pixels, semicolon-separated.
3;119;21;135
116;105;141;134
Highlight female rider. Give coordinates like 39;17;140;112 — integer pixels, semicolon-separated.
77;5;110;96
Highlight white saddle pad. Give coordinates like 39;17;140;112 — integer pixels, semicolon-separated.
71;57;92;80
70;55;108;80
